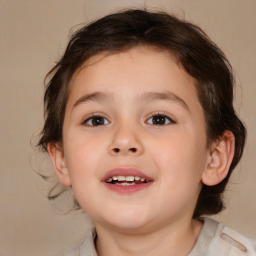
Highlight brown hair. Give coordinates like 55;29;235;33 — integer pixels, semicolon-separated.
38;9;246;218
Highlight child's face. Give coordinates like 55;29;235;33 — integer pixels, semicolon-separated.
54;47;211;231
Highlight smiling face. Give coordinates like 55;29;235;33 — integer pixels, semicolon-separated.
49;46;213;232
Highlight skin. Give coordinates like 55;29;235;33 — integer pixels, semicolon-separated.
48;46;235;256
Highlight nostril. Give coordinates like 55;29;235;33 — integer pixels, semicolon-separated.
111;147;138;154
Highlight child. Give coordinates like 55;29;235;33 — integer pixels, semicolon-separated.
38;9;255;255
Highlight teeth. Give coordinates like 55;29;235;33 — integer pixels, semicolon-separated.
116;182;136;186
126;176;134;181
106;175;148;183
117;176;126;181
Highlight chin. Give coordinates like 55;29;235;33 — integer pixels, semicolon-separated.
108;221;151;233
96;210;153;232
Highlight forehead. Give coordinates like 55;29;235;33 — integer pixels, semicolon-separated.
68;46;199;107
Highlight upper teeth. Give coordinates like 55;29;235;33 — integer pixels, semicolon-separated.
107;176;146;182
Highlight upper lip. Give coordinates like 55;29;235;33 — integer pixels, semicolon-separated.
102;167;153;182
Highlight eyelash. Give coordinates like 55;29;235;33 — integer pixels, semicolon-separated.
82;114;110;126
82;113;175;127
146;113;175;125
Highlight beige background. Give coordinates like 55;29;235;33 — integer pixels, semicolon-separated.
1;0;255;255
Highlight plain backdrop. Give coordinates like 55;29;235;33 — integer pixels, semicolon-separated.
0;0;255;255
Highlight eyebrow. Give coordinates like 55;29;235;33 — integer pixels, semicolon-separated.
73;90;189;111
73;91;113;108
138;91;189;111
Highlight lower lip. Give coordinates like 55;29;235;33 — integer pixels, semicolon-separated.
103;182;153;194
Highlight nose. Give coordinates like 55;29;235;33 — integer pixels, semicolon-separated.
108;124;144;156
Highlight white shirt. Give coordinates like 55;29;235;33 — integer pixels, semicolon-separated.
59;218;256;256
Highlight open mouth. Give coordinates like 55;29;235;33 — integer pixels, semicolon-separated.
103;168;153;193
105;175;151;186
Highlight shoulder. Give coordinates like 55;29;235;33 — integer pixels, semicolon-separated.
57;244;80;256
55;227;98;256
204;217;256;256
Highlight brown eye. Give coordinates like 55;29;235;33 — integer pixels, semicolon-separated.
146;115;174;125
84;116;109;126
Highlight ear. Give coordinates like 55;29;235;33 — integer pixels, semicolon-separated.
202;131;235;186
47;143;71;186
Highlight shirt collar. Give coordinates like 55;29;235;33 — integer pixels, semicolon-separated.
79;217;219;256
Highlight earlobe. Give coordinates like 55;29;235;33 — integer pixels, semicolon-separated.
47;143;71;186
202;131;235;186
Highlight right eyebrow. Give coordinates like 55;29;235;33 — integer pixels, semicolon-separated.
72;91;113;109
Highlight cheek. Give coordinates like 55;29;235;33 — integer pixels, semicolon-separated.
154;130;207;183
63;135;107;214
64;132;107;182
146;134;206;218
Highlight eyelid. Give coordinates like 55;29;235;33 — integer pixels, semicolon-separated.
81;113;111;126
145;112;176;125
80;111;176;127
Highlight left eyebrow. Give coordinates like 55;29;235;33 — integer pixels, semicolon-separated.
137;91;190;111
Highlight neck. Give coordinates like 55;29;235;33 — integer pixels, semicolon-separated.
95;218;203;256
